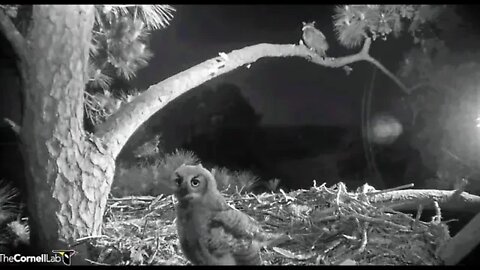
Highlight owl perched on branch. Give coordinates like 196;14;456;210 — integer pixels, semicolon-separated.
302;21;329;58
171;164;287;265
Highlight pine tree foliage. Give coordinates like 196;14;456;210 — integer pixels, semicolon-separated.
101;5;175;30
84;89;138;126
90;5;174;80
0;181;18;222
83;5;175;127
399;45;480;189
332;5;446;48
394;6;480;191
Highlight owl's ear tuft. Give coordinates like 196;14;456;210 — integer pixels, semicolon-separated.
302;21;307;26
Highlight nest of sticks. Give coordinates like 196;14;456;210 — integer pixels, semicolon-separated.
87;182;450;265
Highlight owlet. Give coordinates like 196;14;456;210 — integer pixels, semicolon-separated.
171;164;286;265
302;21;329;58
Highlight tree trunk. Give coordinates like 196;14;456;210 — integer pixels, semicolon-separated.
19;5;114;256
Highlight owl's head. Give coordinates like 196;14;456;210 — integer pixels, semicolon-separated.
302;21;316;31
172;163;219;202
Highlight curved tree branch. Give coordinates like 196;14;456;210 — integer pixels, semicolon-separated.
370;189;480;214
0;9;29;68
363;55;410;94
0;8;30;121
95;38;409;158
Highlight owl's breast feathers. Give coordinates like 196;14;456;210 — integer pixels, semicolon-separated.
302;27;329;56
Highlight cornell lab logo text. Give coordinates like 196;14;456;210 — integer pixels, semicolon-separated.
0;253;62;264
0;250;76;265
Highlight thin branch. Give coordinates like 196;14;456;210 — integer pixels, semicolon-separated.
360;37;372;55
0;9;28;67
366;183;415;196
3;118;20;135
95;38;409;158
363;54;409;94
408;82;434;93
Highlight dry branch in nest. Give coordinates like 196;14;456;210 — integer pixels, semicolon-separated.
87;182;452;265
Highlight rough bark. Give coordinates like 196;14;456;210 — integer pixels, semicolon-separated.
18;5;114;255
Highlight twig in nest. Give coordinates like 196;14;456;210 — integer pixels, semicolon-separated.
142;217;149;238
341;234;357;241
320;183;336;195
85;259;110;265
324;238;343;254
358;222;368;254
335;187;343;211
312;213;338;223
272;247;316;261
75;235;110;243
250;193;265;204
312;180;327;190
366;183;415;196
411;204;425;231
335;222;368;265
280;189;295;202
126;221;142;232
348;213;410;231
416;204;423;222
109;196;155;202
148;194;165;210
432;201;441;223
148;236;160;265
311;206;336;222
315;254;325;265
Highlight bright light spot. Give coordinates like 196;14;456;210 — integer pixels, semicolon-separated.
477;115;480;128
370;114;403;145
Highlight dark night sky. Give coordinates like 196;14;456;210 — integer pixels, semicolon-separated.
132;5;415;127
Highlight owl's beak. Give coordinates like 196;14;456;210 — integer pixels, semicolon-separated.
174;189;198;202
174;185;188;197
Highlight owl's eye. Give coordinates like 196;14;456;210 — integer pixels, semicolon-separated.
190;177;200;187
175;177;182;186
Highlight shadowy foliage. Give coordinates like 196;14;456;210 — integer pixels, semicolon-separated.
396;7;480;193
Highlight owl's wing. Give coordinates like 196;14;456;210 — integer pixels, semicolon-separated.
205;224;262;265
206;207;267;264
302;27;328;55
211;206;264;239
